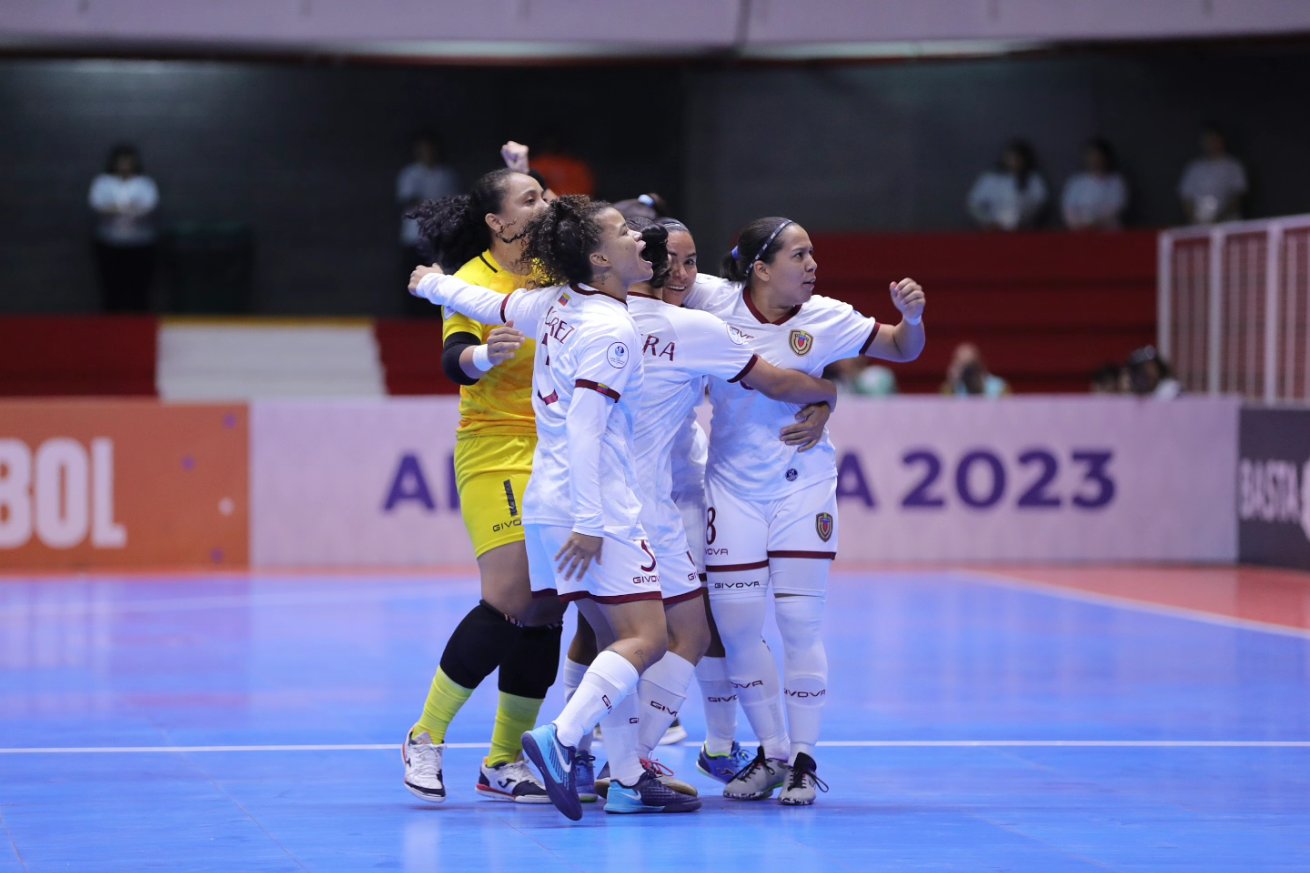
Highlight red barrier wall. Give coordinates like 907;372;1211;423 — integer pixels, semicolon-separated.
811;230;1158;393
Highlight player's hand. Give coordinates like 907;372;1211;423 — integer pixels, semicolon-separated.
780;402;831;452
501;141;530;173
889;277;925;323
486;322;526;365
409;264;444;296
557;533;603;581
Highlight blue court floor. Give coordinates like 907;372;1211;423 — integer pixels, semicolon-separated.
1;569;1308;872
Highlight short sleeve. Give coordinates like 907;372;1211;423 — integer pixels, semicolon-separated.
819;299;880;364
676;310;756;382
572;321;640;402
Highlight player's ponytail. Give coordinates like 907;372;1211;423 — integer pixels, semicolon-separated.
523;195;608;285
407;168;518;272
721;216;794;287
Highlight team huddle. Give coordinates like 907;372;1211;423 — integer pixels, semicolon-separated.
400;157;926;821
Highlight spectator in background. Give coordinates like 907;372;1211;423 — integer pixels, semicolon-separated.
1090;362;1124;394
968;139;1048;231
528;131;595;196
1179;124;1248;224
942;342;1010;398
398;132;461;314
1125;346;1181;399
1062;138;1129;230
88;143;159;312
826;357;898;397
614;193;669;223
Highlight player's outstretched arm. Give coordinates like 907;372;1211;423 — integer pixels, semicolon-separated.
866;278;926;363
741;359;837;407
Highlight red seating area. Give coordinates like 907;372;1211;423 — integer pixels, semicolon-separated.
0;233;1157;397
374;318;457;396
811;230;1158;393
0;316;158;396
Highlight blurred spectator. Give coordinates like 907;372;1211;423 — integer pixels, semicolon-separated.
1179;124;1248;224
942;343;1010;398
826;357;898;397
1126;346;1181;399
528;131;595;196
1090;362;1125;394
967;139;1048;231
88;143;159;312
1061;138;1129;230
614;193;669;223
398;131;461;312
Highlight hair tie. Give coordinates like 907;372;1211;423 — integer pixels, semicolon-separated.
637;194;655;207
731;245;740;260
746;219;794;273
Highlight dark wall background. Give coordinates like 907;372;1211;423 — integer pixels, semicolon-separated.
2;42;1308;315
683;43;1310;258
0;59;683;315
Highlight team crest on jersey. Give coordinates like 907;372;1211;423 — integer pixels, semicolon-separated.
815;512;834;542
789;329;814;356
606;341;629;368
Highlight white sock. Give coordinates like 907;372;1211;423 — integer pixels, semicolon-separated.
774;590;828;763
635;652;695;759
553;650;638;749
712;589;789;761
695;655;738;755
600;692;644;787
561;657;593;753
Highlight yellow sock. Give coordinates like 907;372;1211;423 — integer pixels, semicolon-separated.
485;692;545;767
411;669;474;744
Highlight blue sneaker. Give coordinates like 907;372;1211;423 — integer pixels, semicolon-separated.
696;740;753;784
604;766;702;814
521;724;583;821
575;751;598;803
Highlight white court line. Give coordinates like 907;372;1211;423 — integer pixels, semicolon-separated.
960;569;1310;640
2;740;1309;755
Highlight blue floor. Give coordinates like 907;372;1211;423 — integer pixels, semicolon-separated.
1;570;1308;872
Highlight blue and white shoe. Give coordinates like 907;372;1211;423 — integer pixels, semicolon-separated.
575;751;598;803
521;724;582;821
696;740;753;784
604;766;703;814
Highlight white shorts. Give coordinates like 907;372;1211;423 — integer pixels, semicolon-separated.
655;541;704;605
525;524;663;604
703;477;837;599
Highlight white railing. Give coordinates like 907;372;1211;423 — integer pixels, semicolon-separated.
1159;214;1310;403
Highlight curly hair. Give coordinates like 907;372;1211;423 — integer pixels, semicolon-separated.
721;216;794;286
406;168;518;273
521;195;611;285
627;217;670;290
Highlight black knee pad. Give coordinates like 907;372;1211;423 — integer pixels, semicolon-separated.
498;623;563;699
438;600;521;690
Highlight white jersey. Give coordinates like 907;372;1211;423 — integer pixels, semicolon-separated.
417;273;645;538
689;276;879;498
670;413;708;505
628;293;756;557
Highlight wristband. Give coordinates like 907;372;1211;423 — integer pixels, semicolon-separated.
470;344;495;373
905;313;923;326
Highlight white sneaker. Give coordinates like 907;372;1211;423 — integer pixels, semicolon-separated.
477;758;551;803
778;752;829;806
723;746;789;801
402;731;446;803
